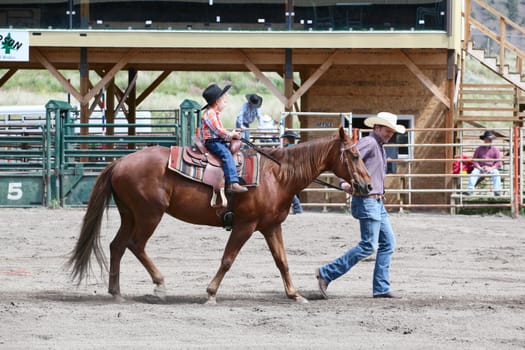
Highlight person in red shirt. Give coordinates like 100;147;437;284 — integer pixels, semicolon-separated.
200;83;248;193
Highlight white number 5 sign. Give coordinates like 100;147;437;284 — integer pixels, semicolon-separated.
7;182;23;200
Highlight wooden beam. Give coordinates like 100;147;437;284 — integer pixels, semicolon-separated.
288;50;339;109
0;68;17;88
398;49;451;109
95;68;126;103
87;86;104;117
137;70;172;106
238;49;288;106
94;68;129;117
32;48;83;102
115;72;138;117
82;49;136;104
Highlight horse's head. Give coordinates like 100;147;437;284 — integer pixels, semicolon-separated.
333;127;372;196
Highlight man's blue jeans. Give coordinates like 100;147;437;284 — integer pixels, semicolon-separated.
292;195;303;213
205;139;239;185
468;168;502;192
319;197;396;296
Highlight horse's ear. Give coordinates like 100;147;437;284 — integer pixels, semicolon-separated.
338;126;346;140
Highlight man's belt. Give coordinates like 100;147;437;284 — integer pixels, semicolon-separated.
355;194;383;200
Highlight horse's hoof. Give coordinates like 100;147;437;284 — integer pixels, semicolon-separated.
154;284;167;301
205;296;217;305
294;295;309;304
112;294;124;303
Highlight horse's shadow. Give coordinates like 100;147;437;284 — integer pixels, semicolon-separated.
33;290;326;305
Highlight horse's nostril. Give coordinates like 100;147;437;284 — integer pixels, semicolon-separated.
367;184;373;191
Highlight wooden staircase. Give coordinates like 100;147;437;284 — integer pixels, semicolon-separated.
466;42;524;91
458;83;520;125
458;0;525;127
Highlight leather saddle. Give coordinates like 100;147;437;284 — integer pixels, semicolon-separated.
181;135;244;207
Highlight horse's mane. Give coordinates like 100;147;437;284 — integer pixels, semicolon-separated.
263;136;335;184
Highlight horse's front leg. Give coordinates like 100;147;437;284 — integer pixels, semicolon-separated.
262;225;307;304
206;227;254;305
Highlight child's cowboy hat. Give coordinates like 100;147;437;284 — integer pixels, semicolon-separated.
202;83;231;109
364;112;406;134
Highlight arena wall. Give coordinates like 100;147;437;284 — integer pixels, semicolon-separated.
300;51;451;206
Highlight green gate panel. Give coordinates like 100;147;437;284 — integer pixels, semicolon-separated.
179;99;201;147
0;176;44;207
61;173;98;206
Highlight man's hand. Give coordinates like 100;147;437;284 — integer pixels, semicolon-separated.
341;181;353;194
231;131;241;140
481;166;493;173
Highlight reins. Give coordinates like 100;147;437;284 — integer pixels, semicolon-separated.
240;137;358;193
240;138;281;166
313;178;343;191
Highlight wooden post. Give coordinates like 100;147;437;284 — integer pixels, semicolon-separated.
106;78;115;160
445;49;456;177
79;48;89;162
499;17;506;74
512;126;520;218
464;0;471;50
127;68;137;149
80;0;89;28
284;48;294;129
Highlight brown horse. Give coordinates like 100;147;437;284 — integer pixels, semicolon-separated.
68;126;372;304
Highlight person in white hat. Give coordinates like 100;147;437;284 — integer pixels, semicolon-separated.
316;112;405;299
235;93;263;141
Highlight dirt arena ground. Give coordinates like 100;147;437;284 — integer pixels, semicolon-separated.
1;208;524;349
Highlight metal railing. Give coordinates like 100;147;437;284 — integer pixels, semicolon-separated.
380;126;520;216
269;122;523;216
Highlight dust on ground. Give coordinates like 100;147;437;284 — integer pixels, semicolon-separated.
1;208;524;349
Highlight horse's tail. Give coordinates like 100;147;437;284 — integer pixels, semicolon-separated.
67;160;117;284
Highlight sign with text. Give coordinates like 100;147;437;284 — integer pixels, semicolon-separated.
0;31;29;62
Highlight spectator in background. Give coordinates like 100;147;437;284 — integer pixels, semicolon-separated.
258;114;278;143
465;130;503;196
236;94;263;141
281;131;303;214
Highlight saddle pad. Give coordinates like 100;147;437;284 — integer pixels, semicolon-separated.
168;146;260;186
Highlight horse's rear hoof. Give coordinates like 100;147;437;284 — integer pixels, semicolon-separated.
112;294;124;303
154;284;167;301
205;296;217;305
294;295;309;304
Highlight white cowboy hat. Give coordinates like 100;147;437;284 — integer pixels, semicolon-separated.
262;114;273;122
364;112;406;134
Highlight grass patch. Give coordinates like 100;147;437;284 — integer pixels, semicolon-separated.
0;70;292;128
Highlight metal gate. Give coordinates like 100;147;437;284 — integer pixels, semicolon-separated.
0;105;48;207
0;100;183;207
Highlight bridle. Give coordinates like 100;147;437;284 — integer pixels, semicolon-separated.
338;140;361;192
339;141;359;164
315;140;361;192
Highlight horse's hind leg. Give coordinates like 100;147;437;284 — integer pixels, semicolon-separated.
108;208;165;300
262;226;307;303
108;216;133;302
206;227;254;305
126;213;167;299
